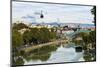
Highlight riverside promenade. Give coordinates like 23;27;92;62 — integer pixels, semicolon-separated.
22;39;68;53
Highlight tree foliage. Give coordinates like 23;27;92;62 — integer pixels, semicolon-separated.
13;23;29;30
91;6;96;23
12;29;24;49
23;30;33;45
22;27;57;45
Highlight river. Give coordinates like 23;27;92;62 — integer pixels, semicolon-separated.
23;43;84;65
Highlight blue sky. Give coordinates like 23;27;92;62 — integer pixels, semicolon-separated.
12;1;94;24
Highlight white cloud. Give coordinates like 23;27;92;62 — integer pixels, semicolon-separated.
12;1;94;24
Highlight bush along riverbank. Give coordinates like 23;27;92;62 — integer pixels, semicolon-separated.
72;30;96;61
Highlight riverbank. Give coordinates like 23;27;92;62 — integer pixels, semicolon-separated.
22;39;68;53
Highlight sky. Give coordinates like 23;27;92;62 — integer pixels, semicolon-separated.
12;1;94;24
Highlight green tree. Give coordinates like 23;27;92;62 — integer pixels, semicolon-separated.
39;28;50;43
12;30;24;49
23;30;32;45
91;6;96;23
82;33;90;44
89;30;96;43
13;23;29;30
30;28;40;44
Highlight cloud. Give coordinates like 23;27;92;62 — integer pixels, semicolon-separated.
12;1;94;24
21;15;35;19
21;15;36;23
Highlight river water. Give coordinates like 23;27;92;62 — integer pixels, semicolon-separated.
24;43;84;65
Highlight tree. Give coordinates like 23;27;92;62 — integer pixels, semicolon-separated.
83;34;90;44
13;23;29;30
89;30;96;43
39;28;50;43
12;29;24;49
91;6;96;24
23;30;32;45
30;28;40;44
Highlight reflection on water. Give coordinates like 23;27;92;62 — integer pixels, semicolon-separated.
13;44;85;65
24;44;83;65
24;45;84;65
24;45;58;63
